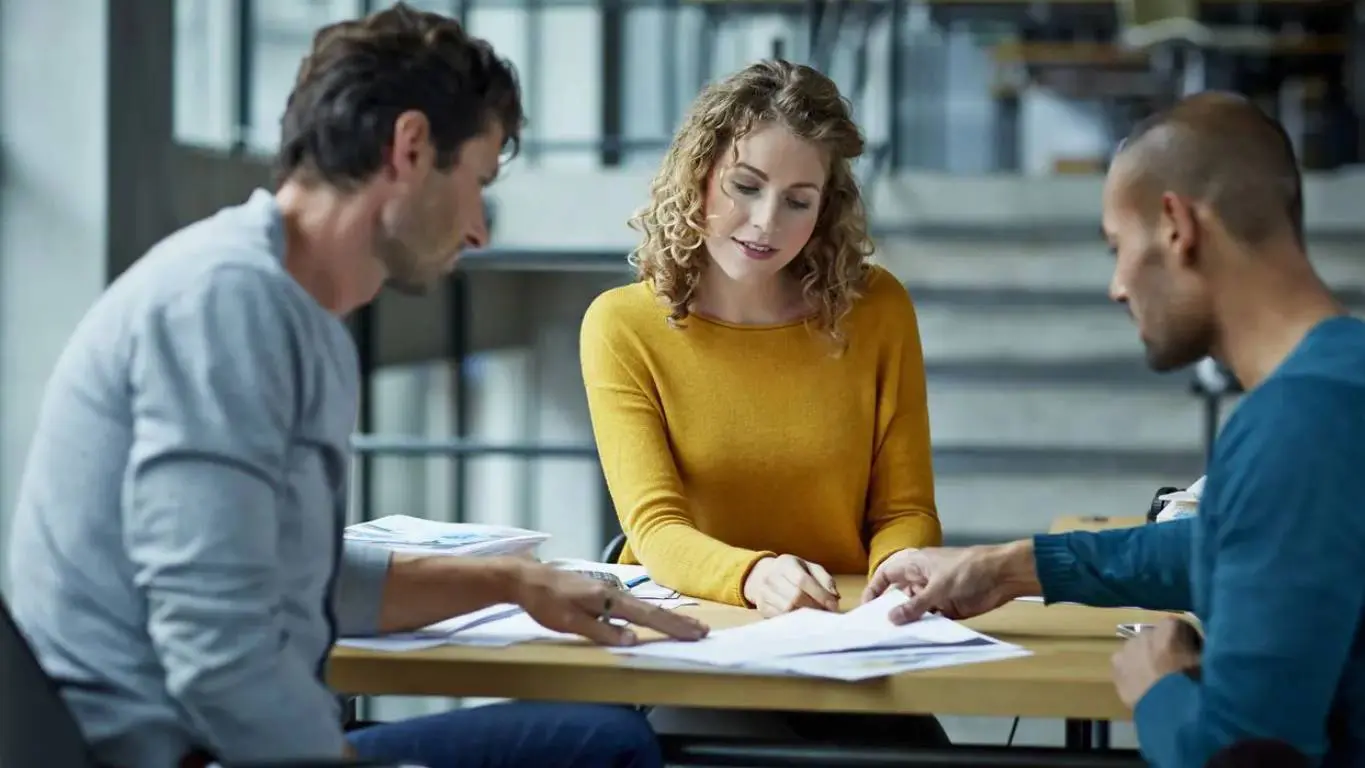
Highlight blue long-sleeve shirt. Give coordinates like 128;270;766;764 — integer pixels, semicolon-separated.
1034;316;1365;767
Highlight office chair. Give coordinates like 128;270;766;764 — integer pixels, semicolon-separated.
601;532;628;564
0;594;404;768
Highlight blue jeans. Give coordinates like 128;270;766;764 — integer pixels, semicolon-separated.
346;702;662;768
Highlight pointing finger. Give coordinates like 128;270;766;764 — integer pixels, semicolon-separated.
606;592;709;641
558;608;639;646
862;566;893;604
889;583;941;625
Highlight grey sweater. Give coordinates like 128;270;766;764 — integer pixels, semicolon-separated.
5;189;391;767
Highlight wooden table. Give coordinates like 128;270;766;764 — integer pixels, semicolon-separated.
331;568;1165;766
331;585;1159;721
1050;515;1147;534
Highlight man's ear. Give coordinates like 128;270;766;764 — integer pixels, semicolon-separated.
387;110;433;181
1161;191;1201;269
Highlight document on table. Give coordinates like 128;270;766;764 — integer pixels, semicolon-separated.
338;597;699;652
547;558;681;600
759;644;1033;682
613;590;1029;680
345;515;551;558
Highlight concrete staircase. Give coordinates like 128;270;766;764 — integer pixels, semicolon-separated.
883;237;1211;544
877;235;1365;544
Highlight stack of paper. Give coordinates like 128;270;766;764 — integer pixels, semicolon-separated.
615;590;1030;681
340;598;699;652
345;515;550;558
1156;476;1205;522
546;559;681;600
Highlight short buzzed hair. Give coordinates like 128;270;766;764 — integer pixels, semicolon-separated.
1116;92;1303;246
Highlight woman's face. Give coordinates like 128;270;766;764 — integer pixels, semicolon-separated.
701;123;827;286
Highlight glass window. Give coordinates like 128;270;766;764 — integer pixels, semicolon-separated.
247;0;365;152
620;4;703;169
173;0;240;147
524;6;600;169
376;0;458;11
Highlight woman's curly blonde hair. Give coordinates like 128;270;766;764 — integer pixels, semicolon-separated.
627;59;874;350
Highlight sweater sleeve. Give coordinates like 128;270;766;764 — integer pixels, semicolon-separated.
580;297;774;606
1133;379;1365;767
331;541;392;637
1032;520;1194;611
864;281;942;574
125;267;347;762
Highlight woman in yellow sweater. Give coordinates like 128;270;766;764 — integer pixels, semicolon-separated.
581;60;941;617
581;57;948;747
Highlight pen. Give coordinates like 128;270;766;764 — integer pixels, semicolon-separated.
624;575;651;589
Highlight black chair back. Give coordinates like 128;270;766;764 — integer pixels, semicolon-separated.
600;532;627;564
0;594;100;768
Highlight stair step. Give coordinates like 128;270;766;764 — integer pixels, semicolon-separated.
932;445;1204;477
925;357;1162;387
915;301;1145;363
927;380;1227;451
880;239;1365;294
935;473;1188;543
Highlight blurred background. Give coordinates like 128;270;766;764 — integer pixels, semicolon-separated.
3;0;1365;600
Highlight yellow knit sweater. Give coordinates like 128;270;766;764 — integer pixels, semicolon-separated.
580;266;941;606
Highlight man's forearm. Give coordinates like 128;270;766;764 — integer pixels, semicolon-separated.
376;554;528;633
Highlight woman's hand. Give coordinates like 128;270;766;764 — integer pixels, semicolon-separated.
742;554;841;616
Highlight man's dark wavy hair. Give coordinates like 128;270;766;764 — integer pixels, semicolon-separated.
274;2;524;190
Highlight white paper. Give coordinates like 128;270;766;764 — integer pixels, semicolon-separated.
1156;475;1205;522
759;645;1032;681
615;606;847;665
449;597;699;645
345;515;550;557
337;635;453;652
548;559;680;600
337;598;698;652
616;590;1014;673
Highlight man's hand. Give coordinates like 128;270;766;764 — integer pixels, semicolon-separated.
862;541;1040;624
1111;617;1203;708
742;554;841;616
513;563;709;646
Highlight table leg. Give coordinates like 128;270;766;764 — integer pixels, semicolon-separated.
1066;719;1113;751
1065;719;1093;750
1092;721;1111;750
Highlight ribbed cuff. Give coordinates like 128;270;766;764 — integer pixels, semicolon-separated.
1031;533;1086;605
333;541;392;637
729;549;777;608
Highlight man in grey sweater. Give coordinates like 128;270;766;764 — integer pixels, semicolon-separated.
4;5;705;768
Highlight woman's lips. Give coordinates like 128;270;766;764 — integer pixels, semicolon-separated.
733;238;777;261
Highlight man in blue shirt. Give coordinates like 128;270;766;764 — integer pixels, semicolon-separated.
864;92;1365;766
5;5;705;768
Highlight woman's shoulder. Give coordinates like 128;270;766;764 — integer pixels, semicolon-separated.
850;264;917;322
583;281;662;332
